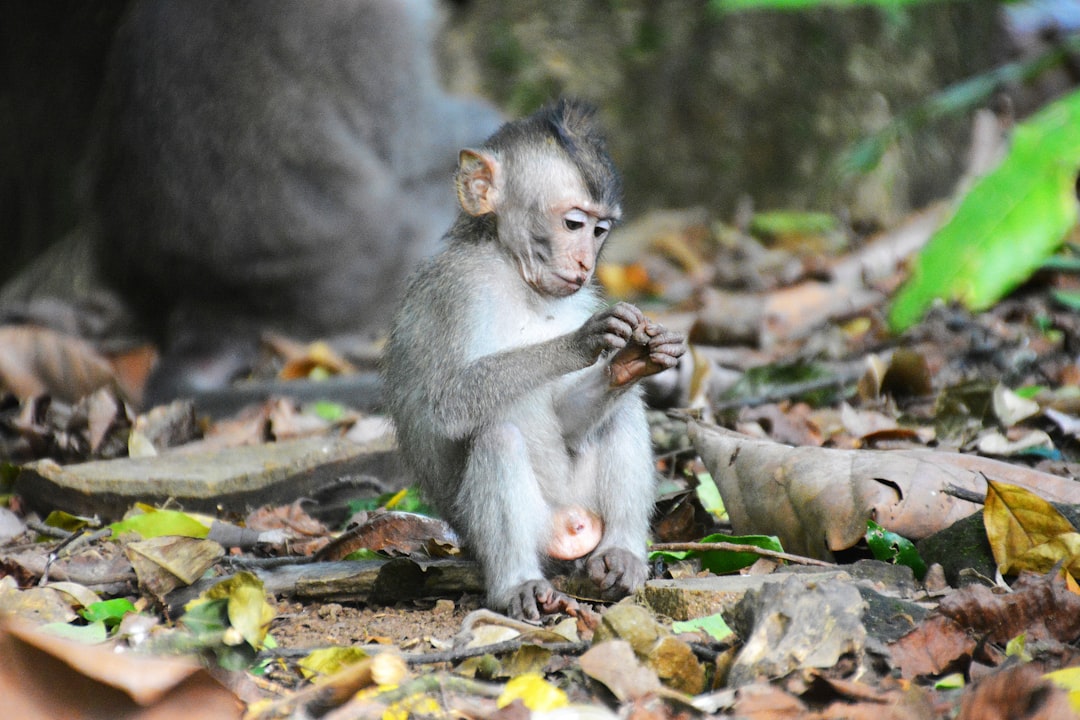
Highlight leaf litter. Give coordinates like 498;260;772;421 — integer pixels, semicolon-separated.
6;136;1080;719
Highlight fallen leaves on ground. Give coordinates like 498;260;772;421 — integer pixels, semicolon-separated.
690;420;1080;560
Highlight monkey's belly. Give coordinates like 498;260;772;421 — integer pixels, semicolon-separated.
545;505;604;560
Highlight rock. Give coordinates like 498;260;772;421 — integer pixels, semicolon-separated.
14;436;401;520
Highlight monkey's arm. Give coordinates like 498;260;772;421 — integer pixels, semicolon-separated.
556;322;686;448
430;302;645;439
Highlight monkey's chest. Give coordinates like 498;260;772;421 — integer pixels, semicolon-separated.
478;288;593;351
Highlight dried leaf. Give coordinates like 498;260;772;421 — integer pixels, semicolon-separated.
938;572;1080;644
958;664;1073;720
277;340;356;380
126;536;225;599
887;614;975;679
579;640;662;701
984;480;1077;575
991;384;1041;427
0;325;120;403
690;421;1080;559
317;510;459;561
0;620;241;717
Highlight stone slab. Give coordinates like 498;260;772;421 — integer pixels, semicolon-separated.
15;435;402;520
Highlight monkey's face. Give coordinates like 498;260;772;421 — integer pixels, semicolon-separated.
508;157;620;298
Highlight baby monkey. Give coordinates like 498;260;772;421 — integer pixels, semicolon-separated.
383;99;686;619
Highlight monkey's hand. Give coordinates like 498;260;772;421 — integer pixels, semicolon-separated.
586;547;649;600
607;322;686;388
508;579;581;622
572;302;645;364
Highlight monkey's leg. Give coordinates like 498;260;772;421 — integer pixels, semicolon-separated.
457;421;578;620
584;397;655;599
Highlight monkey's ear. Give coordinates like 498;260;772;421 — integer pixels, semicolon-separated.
456;149;501;216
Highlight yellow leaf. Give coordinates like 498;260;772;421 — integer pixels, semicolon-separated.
1004;633;1031;662
383;694;441;720
1045;666;1080;713
227;581;276;649
497;673;568;712
298;647;370;680
1067;571;1080;596
983;480;1077;574
1009;532;1080;577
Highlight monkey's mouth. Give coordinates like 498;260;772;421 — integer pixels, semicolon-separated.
551;272;588;292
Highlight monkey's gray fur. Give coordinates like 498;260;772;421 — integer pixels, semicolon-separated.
383;99;685;619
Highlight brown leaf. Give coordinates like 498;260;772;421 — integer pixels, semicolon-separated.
316;510;459;561
958;664;1073;720
731;682;807;718
245;502;330;556
0;619;241;718
276;339;357;380
887;614;975;679
579;640;662;702
689;421;1080;559
938;572;1080;644
125;536;225;601
0;325;120;403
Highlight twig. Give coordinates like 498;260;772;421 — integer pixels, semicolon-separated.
944;483;986;505
402;638;589;666
650;541;835;567
25;518;73;539
712;365;864;411
257;637;590;667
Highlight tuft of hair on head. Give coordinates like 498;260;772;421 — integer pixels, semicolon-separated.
479;98;622;211
540;98;622;210
542;98;601;156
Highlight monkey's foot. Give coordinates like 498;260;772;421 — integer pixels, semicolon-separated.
506;579;580;622
586;547;648;600
546;505;603;560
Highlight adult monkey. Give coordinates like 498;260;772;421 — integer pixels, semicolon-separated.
384;100;686;620
84;0;501;402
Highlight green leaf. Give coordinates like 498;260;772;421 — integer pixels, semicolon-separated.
347;486;436;517
184;571;276;650
889;89;1080;331
308;400;347;422
650;533;783;574
866;520;927;579
180;597;230;636
749;210;839;238
672;613;734;642
108;507;210;539
934;672;965;690
43;510;93;534
79;598;137;628
694;471;727;520
0;462;19;492
1052;290;1080;312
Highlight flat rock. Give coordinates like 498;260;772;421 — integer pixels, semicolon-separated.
642;570;847;621
15;436;402;520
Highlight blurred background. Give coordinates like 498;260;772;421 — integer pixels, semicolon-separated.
0;0;1075;406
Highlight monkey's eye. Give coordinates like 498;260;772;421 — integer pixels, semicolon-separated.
594;219;612;239
564;209;589;232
